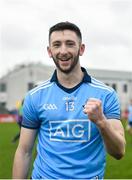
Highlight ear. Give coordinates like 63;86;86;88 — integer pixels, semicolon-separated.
47;46;52;58
79;44;85;56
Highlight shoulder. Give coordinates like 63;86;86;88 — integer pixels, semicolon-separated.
29;79;54;96
89;77;114;93
24;79;54;106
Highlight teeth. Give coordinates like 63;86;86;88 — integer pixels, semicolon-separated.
59;58;70;61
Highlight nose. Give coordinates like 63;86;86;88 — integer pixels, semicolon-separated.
59;44;67;55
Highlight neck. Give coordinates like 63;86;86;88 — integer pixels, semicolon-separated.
57;65;84;88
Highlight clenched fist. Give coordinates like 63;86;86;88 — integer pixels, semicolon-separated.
83;98;106;126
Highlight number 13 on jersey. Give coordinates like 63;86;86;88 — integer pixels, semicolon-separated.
65;101;75;111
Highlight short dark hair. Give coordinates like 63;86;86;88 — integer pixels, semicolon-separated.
49;21;82;42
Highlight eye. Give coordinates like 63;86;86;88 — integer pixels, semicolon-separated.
53;43;60;47
67;43;74;46
66;41;75;47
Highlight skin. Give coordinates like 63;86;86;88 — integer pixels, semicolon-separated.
47;30;85;88
12;29;126;179
83;98;126;159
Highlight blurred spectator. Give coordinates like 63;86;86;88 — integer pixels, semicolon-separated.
12;99;24;143
121;108;128;120
126;99;132;135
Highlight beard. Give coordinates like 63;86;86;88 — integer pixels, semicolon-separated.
52;51;80;74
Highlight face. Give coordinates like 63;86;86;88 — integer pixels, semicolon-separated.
47;30;85;73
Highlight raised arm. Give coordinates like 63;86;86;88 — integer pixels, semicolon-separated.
12;127;37;178
83;98;126;159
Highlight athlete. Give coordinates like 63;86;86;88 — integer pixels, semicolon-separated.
12;21;126;179
126;99;132;134
12;99;24;143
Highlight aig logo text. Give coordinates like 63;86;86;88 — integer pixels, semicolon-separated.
49;120;91;142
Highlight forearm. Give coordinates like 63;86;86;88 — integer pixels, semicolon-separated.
12;147;32;178
83;98;126;159
97;118;126;159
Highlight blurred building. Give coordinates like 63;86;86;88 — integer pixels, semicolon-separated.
0;63;54;110
88;69;132;111
0;62;132;111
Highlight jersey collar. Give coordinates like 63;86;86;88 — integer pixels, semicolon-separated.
50;67;91;83
50;67;91;93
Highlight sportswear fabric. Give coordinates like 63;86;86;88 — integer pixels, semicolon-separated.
22;67;120;179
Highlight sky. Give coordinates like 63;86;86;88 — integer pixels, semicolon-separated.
0;0;132;77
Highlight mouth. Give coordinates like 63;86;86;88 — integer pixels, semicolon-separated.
58;57;71;61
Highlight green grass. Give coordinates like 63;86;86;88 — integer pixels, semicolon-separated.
105;119;132;179
0;123;18;178
0;120;131;178
0;123;35;178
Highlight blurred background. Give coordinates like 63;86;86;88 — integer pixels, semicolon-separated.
0;0;132;178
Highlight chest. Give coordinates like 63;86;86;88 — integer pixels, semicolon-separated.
36;86;102;142
38;91;87;122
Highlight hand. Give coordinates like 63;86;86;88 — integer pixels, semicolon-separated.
83;98;106;126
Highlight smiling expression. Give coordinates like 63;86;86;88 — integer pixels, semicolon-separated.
47;30;85;73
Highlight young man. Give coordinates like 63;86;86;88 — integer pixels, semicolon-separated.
12;22;126;179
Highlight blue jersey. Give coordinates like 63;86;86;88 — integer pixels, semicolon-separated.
128;105;132;122
22;67;120;179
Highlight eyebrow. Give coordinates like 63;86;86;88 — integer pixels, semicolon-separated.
52;41;61;44
52;40;76;44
